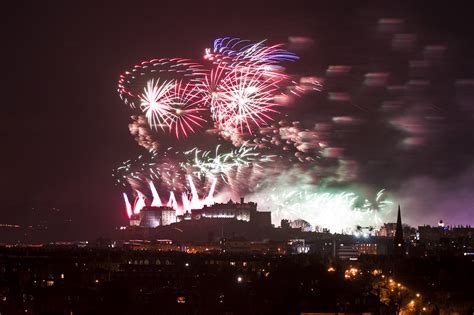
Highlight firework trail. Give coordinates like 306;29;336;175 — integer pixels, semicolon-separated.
212;67;281;133
166;81;207;138
204;37;299;67
115;37;394;232
115;38;299;202
118;58;205;108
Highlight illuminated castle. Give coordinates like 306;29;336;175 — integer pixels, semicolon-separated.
124;180;271;228
129;198;271;228
177;197;271;227
138;206;177;228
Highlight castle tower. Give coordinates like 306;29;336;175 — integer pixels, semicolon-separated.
393;205;405;256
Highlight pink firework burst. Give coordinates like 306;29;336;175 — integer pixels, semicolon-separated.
199;64;228;107
166;80;207;138
118;58;205;108
214;67;280;133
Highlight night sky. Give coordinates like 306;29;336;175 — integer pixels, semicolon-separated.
2;0;473;240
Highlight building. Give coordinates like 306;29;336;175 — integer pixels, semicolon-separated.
187;198;255;221
222;238;287;254
417;225;445;243
287;239;310;254
123;239;180;251
377;223;397;237
353;243;378;255
176;198;271;227
129;213;140;226
139;206;176;228
337;244;359;261
128;198;271;230
415;224;474;256
393;205;405;256
250;209;272;228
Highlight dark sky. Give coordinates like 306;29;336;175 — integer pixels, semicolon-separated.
1;0;473;240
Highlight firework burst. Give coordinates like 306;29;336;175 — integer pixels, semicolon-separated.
205;37;299;67
118;58;205;108
166;80;207;138
183;144;261;180
116;38;304;214
139;79;175;130
252;188;393;233
213;68;281;133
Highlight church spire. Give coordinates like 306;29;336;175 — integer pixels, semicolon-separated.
393;205;405;256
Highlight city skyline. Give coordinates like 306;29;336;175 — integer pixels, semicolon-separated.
1;1;474;240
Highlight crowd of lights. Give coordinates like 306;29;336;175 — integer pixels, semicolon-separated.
326;265;429;313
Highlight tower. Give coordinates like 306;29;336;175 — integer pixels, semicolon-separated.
393;205;405;256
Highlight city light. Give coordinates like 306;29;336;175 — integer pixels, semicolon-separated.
344;267;359;279
1;1;473;314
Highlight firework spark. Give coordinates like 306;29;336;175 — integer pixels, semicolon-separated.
123;175;218;216
183;144;261;180
118;58;205;108
139;79;175;130
212;68;281;133
166;80;207;138
252;188;393;233
115;37;398;232
205;37;299;66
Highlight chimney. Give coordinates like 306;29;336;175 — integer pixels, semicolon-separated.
240;197;244;204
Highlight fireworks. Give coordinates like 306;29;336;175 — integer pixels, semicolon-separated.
252;188;393;233
199;64;227;109
204;37;299;67
212;67;281;132
183;144;262;180
117;38;299;140
166;81;207;138
122;175;217;216
115;37;395;232
200;38;299;132
118;58;205;108
139;79;175;130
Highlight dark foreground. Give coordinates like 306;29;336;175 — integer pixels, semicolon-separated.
0;247;472;314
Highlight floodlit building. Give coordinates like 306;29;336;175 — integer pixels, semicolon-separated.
377;223;397;237
128;198;271;228
176;198;272;227
129;214;141;227
189;198;255;221
138;206;176;228
288;239;310;254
